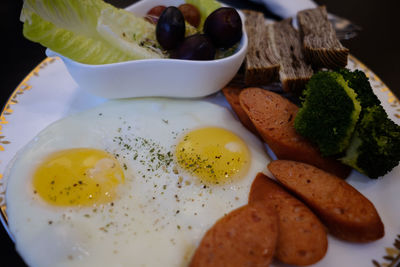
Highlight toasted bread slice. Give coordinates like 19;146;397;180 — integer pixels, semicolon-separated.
249;173;327;265
243;10;280;85
239;87;350;178
189;202;278;267
270;18;313;94
297;6;349;69
268;160;384;243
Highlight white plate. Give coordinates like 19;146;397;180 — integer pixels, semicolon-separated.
0;55;399;267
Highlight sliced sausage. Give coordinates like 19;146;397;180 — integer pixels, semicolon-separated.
249;173;328;265
268;160;384;242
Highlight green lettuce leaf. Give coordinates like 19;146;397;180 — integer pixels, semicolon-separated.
21;0;163;64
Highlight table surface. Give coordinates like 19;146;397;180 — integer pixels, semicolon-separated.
1;0;399;266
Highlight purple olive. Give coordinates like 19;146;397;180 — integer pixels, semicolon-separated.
203;7;243;48
170;34;216;60
156;6;185;50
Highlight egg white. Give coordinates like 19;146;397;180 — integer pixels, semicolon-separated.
5;98;270;267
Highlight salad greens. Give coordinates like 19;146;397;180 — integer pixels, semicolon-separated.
20;0;221;64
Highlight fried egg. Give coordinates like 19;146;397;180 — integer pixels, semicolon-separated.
5;98;270;267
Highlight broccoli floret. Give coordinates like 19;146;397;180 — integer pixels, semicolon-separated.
294;71;361;156
294;68;400;178
340;105;400;178
337;68;381;109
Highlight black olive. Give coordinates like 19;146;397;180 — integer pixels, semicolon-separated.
156;6;186;50
170;34;216;60
203;7;242;48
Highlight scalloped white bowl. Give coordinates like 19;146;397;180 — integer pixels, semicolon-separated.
46;0;248;99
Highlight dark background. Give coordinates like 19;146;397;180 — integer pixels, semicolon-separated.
1;0;399;266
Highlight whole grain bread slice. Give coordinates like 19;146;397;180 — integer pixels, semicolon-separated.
297;6;349;69
270;18;313;94
243;10;280;85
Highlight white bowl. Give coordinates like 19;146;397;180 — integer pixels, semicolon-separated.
46;0;248;99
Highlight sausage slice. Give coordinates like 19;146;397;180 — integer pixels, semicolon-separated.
239;87;350;178
249;173;328;265
189;202;278;267
222;86;260;137
268;160;384;242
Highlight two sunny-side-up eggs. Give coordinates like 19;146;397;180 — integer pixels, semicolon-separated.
5;98;270;267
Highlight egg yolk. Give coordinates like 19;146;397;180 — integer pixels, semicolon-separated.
33;148;124;206
175;127;250;184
